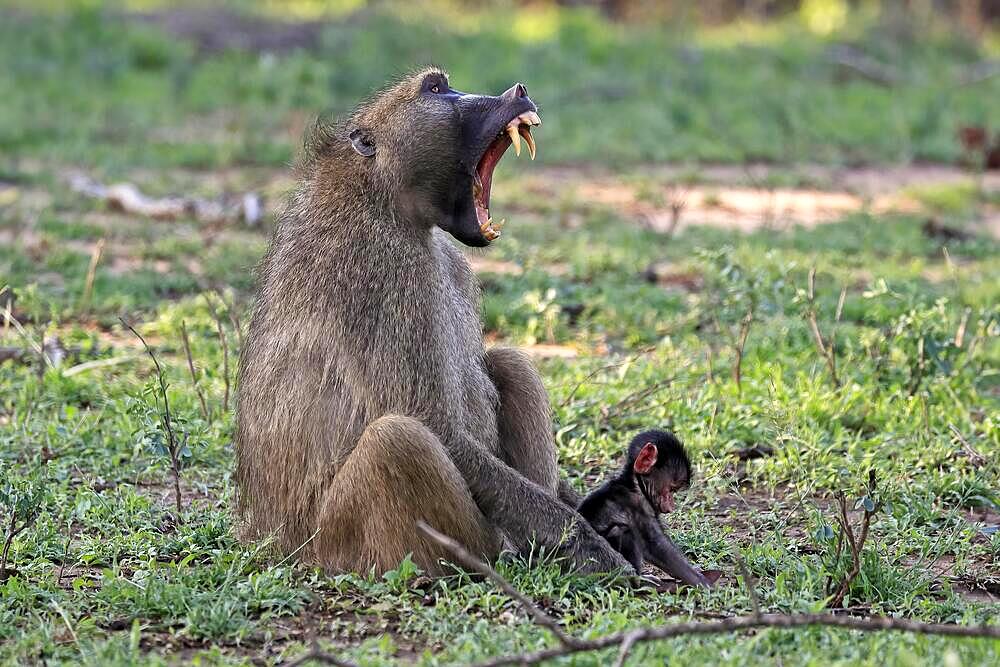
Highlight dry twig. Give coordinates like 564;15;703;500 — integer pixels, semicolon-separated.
907;335;927;396
212;288;244;350
949;423;987;467
954;307;971;349
805;268;840;388
1;305;51;368
416;521;582;649
733;307;753;395
835;286;847;323
558;347;655;409
735;555;761;619
180;320;210;422
281;639;360;667
215;312;231;414
826;45;901;86
80;238;105;314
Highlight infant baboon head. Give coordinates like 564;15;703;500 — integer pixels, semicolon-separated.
340;68;540;247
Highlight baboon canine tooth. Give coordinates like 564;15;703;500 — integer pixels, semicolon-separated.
518;126;536;160
506;124;521;156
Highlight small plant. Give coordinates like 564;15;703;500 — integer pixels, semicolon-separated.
121;317;192;518
816;469;882;608
0;470;49;580
382;553;423;593
891;299;966;396
522;288;562;345
796;267;841;389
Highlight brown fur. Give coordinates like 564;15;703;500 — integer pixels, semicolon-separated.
234;69;629;575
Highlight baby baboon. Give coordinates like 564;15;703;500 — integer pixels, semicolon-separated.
234;69;629;576
578;430;716;587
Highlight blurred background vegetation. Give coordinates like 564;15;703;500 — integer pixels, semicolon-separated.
1;0;998;172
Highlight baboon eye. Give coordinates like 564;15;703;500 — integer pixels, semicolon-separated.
430;84;441;94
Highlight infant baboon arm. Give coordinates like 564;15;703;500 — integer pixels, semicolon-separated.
557;479;583;509
638;514;711;587
605;523;644;573
313;414;500;575
484;346;559;492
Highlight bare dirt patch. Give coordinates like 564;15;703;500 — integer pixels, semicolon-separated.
512;163;1000;236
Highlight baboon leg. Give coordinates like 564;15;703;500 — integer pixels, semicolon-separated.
485;347;559;494
312;415;500;575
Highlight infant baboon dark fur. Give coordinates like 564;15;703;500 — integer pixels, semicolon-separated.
234;69;629;575
578;430;714;587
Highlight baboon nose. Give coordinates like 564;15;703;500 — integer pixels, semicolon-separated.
502;83;528;101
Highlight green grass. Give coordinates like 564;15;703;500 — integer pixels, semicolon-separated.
1;2;999;666
2;186;998;664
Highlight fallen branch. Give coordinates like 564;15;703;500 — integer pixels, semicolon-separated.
61;355;138;377
69;175;263;226
413;521;999;667
600;375;679;422
955;60;1000;87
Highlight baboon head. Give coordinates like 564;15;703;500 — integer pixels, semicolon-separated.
340;68;540;247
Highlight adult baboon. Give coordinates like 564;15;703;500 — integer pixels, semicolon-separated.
234;68;629;575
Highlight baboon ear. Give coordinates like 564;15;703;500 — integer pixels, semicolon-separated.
633;443;658;475
349;128;376;157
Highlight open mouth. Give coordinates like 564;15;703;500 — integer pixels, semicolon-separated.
473;110;541;242
658;492;675;514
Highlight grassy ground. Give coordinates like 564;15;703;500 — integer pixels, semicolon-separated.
1;3;999;666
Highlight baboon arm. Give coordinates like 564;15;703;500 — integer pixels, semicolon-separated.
638;515;710;587
446;432;632;574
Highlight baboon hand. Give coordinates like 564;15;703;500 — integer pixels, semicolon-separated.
565;520;635;575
